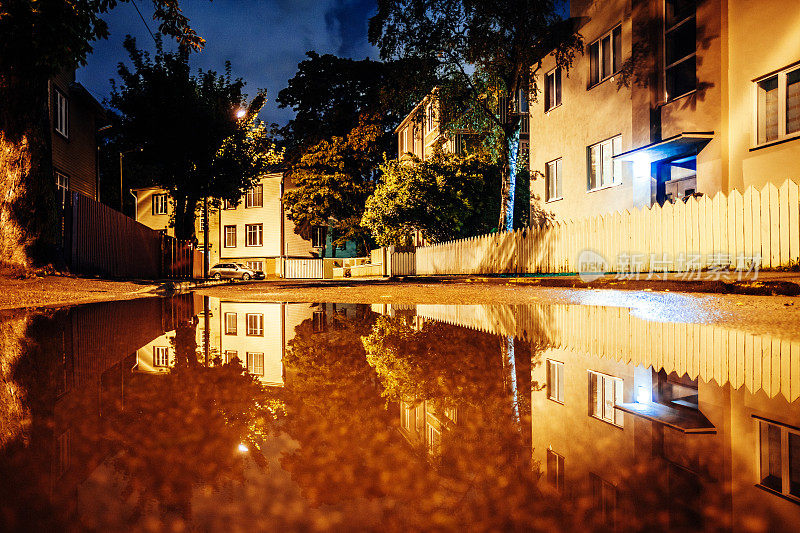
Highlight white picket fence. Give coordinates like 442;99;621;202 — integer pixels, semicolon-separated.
281;258;324;279
390;251;416;275
415;179;800;275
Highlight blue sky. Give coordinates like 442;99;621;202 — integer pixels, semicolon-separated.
76;0;379;126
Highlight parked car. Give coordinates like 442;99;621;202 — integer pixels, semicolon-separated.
209;263;257;281
253;269;266;280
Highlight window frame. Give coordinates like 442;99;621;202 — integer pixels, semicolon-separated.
245;223;263;247
246;260;263;272
587;135;623;192
311;226;326;248
246;313;264;337
588;370;624;428
755;417;800;502
588;24;622;88
224;312;237;335
245;184;263;208
153;346;170;367
545;67;562;111
224;350;238;364
224;225;237;248
54;87;69;139
546;449;565;493
546;359;565;403
152;193;169;216
223;198;236;210
663;0;697;102
246;352;265;376
54;170;69;205
753;63;800;148
545;158;563;203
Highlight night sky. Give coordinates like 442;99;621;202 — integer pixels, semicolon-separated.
76;0;379;127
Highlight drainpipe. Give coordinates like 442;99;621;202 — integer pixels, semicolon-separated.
279;175;286;277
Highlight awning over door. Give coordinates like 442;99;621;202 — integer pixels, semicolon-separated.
613;132;714;163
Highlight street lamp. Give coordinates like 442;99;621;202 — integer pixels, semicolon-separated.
236;108;246;119
119;147;143;213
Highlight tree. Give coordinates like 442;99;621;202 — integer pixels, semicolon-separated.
0;1;203;267
362;152;515;245
369;0;582;232
278;52;436;254
109;37;282;240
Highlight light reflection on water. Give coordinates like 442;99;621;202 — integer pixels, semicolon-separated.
0;295;798;532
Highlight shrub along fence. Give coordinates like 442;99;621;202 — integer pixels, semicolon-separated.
414;179;800;275
63;192;199;279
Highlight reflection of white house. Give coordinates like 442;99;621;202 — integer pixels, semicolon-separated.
134;333;175;374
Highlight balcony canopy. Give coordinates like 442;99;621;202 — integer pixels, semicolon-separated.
615;401;716;434
613;132;714;163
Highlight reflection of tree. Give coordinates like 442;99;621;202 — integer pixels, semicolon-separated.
281;305;437;508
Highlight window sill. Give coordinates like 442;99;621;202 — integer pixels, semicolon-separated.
589;414;624;429
755;484;800;506
244;205;263;209
587;73;621;91
587;182;622;194
544;103;562;114
660;89;696;106
750;133;800;152
246;333;264;337
244;244;263;247
545;197;564;203
547;397;564;405
54;130;69;141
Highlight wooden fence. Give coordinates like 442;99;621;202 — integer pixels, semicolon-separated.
64;192;198;279
281;257;324;279
415;179;800;275
390;251;416;276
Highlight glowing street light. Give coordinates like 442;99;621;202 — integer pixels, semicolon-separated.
238;443;249;453
236;108;246;119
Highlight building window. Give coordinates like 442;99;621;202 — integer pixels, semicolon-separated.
664;0;696;101
246;260;263;272
153;346;170;367
312;310;325;333
54;88;69;138
589;24;622;87
756;66;800;145
588;135;622;190
224;225;237;248
401;403;413;431
245;184;263;208
55;171;69;205
311;226;326;248
545;158;562;202
426;103;435;132
152;193;168;215
57;430;71;477
224;312;237;335
246;313;263;336
546;449;565;493
589;370;624;427
427;423;441;453
246;352;265;376
757;419;800;500
245;224;263;247
545;68;562;111
223;198;236;210
224;350;237;364
590;474;617;527
546;359;564;403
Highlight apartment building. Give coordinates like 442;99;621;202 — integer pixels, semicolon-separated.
50;69;106;202
132;172;356;274
530;0;800;221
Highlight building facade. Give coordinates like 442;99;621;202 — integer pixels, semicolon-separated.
529;0;800;221
132;172;356;274
49;69;105;202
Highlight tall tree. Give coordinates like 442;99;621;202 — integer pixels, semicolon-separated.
0;1;203;267
369;0;581;232
109;37;282;240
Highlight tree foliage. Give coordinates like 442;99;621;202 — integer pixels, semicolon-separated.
110;37;282;240
362;152;530;245
369;0;582;231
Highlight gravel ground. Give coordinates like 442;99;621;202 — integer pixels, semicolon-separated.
197;277;800;339
0;275;159;311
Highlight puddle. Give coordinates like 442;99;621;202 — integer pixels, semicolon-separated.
0;295;798;531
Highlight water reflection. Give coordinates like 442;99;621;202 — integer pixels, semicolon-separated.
0;296;797;531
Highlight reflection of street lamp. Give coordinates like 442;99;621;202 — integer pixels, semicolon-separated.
235;108;246;119
119;147;143;213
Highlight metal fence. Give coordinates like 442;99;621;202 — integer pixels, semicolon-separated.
63;192;198;279
415;179;800;275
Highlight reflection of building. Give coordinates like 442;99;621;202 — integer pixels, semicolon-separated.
399;401;457;454
530;0;800;219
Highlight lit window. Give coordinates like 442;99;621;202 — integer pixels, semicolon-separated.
224;312;237;335
246;313;263;336
246;352;264;375
546;359;564;403
224;225;237;248
153;346;170;367
588;370;624;427
55;171;69;205
588;135;622;190
245;224;263;247
224;350;237;364
664;0;696;100
152;193;168;215
245;184;263;208
756;66;800;145
545;159;562;202
758;419;800;500
545;68;562;111
546;449;565;493
54;88;69;138
246;260;263;272
589;25;622;87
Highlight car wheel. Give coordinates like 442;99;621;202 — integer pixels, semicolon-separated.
213;273;221;280
242;273;251;281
